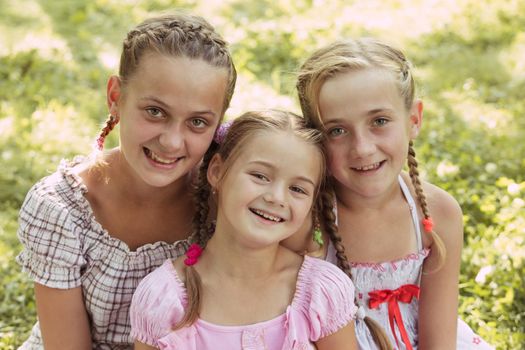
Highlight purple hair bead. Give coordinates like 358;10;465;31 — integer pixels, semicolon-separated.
213;120;233;144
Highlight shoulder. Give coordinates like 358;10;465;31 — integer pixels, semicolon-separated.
296;256;357;339
299;256;356;302
130;259;187;345
400;172;463;241
20;157;90;220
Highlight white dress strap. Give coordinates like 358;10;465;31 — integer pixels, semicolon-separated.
398;175;423;251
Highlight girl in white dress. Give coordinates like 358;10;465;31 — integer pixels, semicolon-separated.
294;38;493;349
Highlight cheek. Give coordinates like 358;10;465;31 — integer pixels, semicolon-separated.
187;132;215;156
326;144;345;170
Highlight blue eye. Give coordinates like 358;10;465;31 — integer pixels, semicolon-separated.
327;127;346;137
373;117;389;126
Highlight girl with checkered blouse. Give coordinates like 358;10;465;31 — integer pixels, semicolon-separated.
16;13;236;350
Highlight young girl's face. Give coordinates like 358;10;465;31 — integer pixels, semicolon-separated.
109;53;229;188
210;130;323;248
318;68;421;198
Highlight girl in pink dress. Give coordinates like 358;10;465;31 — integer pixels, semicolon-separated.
130;110;362;350
295;38;493;349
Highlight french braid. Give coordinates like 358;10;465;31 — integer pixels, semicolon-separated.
97;13;237;150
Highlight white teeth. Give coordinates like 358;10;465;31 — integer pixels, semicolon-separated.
252;209;282;222
148;149;178;164
355;162;380;171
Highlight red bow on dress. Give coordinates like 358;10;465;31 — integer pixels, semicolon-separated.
368;284;420;350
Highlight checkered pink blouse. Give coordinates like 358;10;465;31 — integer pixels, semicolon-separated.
17;157;189;349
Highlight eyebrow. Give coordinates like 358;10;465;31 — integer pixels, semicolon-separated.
323;108;396;126
250;160;317;186
140;96;217;117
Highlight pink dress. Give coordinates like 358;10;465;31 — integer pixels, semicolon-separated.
130;255;357;350
326;176;493;349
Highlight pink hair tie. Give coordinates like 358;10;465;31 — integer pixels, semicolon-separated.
184;243;203;266
213;120;233;144
422;217;434;233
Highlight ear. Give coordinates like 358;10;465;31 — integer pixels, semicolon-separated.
207;154;224;190
107;75;122;117
408;99;423;139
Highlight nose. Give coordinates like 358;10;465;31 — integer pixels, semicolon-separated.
263;182;286;207
351;131;375;158
159;122;184;151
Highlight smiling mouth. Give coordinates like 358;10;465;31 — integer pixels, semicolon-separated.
143;148;182;165
250;208;285;223
352;161;384;172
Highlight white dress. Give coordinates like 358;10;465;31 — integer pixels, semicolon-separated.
326;176;493;349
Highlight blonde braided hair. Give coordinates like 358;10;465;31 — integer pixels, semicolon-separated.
96;13;237;150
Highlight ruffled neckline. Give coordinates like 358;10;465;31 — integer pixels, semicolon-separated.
164;255;315;329
57;156;189;257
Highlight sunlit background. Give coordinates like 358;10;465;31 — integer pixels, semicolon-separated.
1;0;523;348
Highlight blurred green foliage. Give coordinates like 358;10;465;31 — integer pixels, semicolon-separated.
1;0;523;349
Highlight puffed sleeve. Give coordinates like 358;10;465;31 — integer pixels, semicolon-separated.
302;256;358;340
130;260;187;347
16;179;87;289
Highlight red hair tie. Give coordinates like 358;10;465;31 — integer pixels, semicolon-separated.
184;243;203;266
422;217;433;233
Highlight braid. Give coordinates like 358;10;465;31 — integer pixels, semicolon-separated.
119;14;236;114
191;141;220;246
318;184;393;350
319;184;351;276
173;141;220;330
407;141;446;270
96;114;119;150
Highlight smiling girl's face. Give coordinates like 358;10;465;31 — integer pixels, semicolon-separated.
318;67;421;200
109;53;228;188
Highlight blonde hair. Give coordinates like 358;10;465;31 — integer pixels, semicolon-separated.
297;38;450;348
96;13;237;149
175;110;356;332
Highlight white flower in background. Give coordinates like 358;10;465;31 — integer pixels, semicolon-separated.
485;162;497;174
507;183;521;196
436;160;459;178
475;265;494;284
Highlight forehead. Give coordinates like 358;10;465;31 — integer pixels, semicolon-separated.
319;68;405;119
126;53;229;107
236;130;322;178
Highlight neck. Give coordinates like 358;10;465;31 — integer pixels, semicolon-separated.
200;232;281;280
335;179;403;212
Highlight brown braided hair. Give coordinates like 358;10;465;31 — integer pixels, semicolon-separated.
407;141;446;270
318;180;393;349
174;109;327;329
96;13;237;150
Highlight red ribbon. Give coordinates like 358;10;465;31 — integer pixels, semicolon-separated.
368;284;420;350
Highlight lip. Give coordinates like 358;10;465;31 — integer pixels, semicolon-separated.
351;160;385;173
143;147;184;169
249;208;285;224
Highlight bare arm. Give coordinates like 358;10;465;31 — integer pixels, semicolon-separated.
418;185;463;349
35;283;92;350
315;322;358;350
